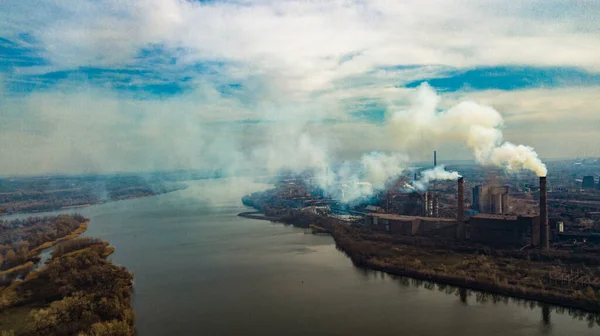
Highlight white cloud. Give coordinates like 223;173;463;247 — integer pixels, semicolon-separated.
1;0;600;176
2;0;600;92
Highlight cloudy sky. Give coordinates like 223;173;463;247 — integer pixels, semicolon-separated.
1;0;599;176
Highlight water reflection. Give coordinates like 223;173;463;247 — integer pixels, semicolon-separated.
4;179;600;336
459;288;468;305
353;266;600;329
541;304;552;335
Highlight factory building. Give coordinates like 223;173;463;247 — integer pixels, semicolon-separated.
469;214;540;247
468;177;548;248
364;213;458;238
368;176;550;249
424;191;439;217
582;176;596;189
472;185;509;214
385;192;423;216
385;191;438;217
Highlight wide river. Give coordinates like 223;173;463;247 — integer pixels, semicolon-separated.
8;179;600;335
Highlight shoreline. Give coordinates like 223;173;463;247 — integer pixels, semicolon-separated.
1;220;89;278
30;220;89;254
0;236;134;335
329;227;600;314
240;209;600;314
349;258;600;313
60;204;92;209
0;185;188;218
238;211;285;222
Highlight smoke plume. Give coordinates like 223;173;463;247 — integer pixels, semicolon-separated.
412;165;460;191
317;83;549;203
389;84;547;176
360;152;408;190
316;152;409;203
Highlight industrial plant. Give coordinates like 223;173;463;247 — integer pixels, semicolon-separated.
363;175;550;249
244;152;600;250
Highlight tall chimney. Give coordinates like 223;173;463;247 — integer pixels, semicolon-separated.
457;177;465;222
540;176;549;250
434;151;437;167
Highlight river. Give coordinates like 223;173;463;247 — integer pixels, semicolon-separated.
6;179;599;335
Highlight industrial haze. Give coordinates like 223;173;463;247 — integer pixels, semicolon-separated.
1;0;599;238
3;1;600;335
1;0;599;184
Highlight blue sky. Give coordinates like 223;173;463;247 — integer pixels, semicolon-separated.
1;0;600;175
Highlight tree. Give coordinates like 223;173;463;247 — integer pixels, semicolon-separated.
30;293;98;336
82;320;134;336
4;249;16;268
16;246;28;263
584;286;595;299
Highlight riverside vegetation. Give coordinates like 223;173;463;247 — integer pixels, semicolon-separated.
0;215;89;283
243;192;600;315
0;215;134;335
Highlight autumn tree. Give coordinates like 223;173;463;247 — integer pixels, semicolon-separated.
4;249;17;268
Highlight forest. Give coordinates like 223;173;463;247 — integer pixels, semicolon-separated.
0;235;134;335
0;215;88;278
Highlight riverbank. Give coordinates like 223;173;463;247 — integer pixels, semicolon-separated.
30;220;88;254
240;207;600;314
238;211;283;222
1;215;90;281
0;238;134;335
0;182;188;217
328;223;600;313
1;219;88;280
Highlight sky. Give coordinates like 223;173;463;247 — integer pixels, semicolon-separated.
1;0;600;176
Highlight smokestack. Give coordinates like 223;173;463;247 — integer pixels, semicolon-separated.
457;177;465;222
424;192;429;217
434;151;437;167
540;176;549;250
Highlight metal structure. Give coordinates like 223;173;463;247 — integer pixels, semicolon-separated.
423;191;439;217
472;185;509;214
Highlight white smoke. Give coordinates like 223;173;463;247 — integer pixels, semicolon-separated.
488;142;547;176
402;182;416;192
389;84;547;177
412;165;460;191
296;80;553;201
361;152;409;190
315;152;409;203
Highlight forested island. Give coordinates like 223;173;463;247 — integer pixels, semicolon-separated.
0;215;89;281
0;215;134;335
242;191;600;317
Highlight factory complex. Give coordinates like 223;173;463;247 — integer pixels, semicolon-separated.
245;153;600;250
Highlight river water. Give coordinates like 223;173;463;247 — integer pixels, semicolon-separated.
6;179;599;335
